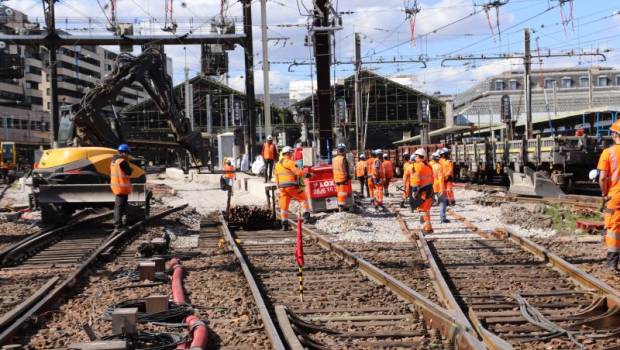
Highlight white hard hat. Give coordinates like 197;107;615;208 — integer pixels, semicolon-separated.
414;148;427;158
359;154;366;159
282;146;293;153
439;147;450;155
382;153;389;159
336;143;346;152
373;149;382;155
267;135;273;140
589;169;599;181
432;151;440;158
410;154;417;162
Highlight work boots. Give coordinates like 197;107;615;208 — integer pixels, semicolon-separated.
281;220;291;231
302;212;311;224
607;252;619;271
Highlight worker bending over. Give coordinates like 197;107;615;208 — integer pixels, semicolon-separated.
371;149;386;209
262;135;277;183
409;149;434;233
431;151;449;223
598;120;620;271
382;153;394;197
366;151;378;203
355;154;368;197
275;146;311;231
332;144;351;212
110;144;133;231
400;152;411;208
439;148;456;206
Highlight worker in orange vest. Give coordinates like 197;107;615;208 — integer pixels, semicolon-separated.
332;144;351;212
409;148;434;233
366;151;378;204
371;149;386;210
431;151;449;223
355;154;368;197
275;146;312;230
598;120;620;271
382;153;394;197
110;144;133;231
262;135;278;183
439;147;455;206
400;152;411;208
223;159;236;188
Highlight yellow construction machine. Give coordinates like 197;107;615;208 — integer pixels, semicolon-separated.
0;141;16;183
32;48;205;224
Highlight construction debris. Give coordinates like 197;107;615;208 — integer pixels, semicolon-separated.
228;205;274;230
499;203;554;230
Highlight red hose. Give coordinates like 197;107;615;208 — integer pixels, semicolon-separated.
168;258;208;350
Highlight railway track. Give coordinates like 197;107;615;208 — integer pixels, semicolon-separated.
216;213;484;349
397;200;620;349
0;204;187;345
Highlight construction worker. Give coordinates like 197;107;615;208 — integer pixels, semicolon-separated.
223;158;236;189
332;144;351;212
294;143;304;169
409;149;434;233
382;153;394;197
400;152;411;208
439;147;456;206
366;150;378;204
274;146;311;230
598;120;620;271
110;144;133;231
355;154;368;197
262;135;278;183
431;151;449;223
371;149;386;209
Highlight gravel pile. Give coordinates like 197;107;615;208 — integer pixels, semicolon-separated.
499;203;553;229
315;206;406;243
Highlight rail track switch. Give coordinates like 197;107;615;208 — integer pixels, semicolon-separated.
111;307;138;335
145;295;169;314
67;341;126;350
138;261;156;281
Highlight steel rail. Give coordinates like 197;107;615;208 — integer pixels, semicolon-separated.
218;214;286;350
297;222;486;350
0;204;187;345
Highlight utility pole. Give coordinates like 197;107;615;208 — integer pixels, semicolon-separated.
354;33;362;154
242;0;257;159
523;28;532;139
260;0;271;137
43;0;59;147
184;48;194;131
312;0;332;157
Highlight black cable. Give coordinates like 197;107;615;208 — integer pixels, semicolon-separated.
102;331;185;350
101;299;194;323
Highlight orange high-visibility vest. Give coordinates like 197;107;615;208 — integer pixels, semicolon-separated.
382;160;394;179
224;164;236;180
598;145;620;209
372;159;385;179
332;155;348;184
410;161;433;187
440;158;454;179
355;160;366;177
431;161;444;193
262;142;277;160
275;156;303;188
402;161;412;182
110;158;132;195
366;157;375;175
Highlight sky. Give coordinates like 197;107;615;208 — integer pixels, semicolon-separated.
5;0;620;96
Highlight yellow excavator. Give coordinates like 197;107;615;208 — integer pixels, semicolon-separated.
32;48;206;224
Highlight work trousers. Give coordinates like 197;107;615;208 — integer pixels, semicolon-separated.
264;159;275;182
603;208;620;270
367;178;375;201
445;181;455;205
438;194;448;222
357;176;367;197
403;182;410;201
410;186;433;233
383;178;392;196
373;179;384;206
279;186;309;221
336;182;350;206
114;194;129;229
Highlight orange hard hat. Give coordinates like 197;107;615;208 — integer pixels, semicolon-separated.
611;120;620;134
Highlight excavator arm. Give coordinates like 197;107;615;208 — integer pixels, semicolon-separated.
60;48;206;166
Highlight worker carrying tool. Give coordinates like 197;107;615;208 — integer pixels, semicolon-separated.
597;120;620;271
332;144;351;212
382;153;394;197
110;144;133;231
371;149;386;210
439;147;456;206
262;135;278;183
431;151;449;223
400;152;411;208
366;150;378;204
275;146;312;231
409;148;434;233
355;154;368;197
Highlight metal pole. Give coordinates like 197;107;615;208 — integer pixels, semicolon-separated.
354;33;361;155
242;0;257;159
313;0;332;157
206;94;212;135
43;0;59;147
260;0;271;137
524;28;532;139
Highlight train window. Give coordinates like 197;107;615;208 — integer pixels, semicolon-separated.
598;76;608;87
579;76;589;87
494;80;504;91
561;77;573;88
544;79;557;89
